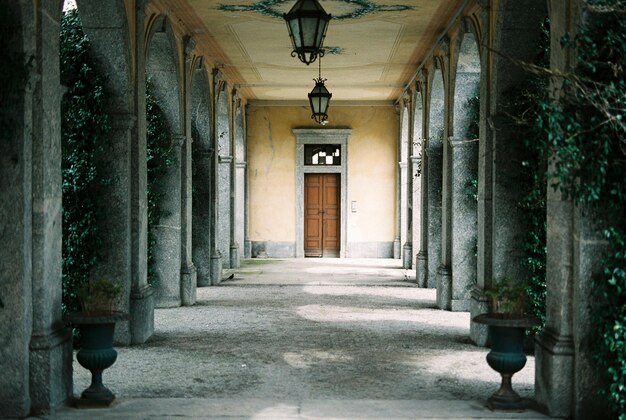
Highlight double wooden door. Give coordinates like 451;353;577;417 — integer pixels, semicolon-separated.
304;173;340;257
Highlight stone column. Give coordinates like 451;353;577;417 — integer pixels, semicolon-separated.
243;104;252;258
93;114;134;342
193;148;213;286
415;139;429;288
180;130;197;306
425;141;443;289
534;184;575;417
153;135;183;307
19;3;72;413
449;138;477;311
130;0;154;344
210;72;225;284
402;99;414;269
229;93;240;268
219;154;233;267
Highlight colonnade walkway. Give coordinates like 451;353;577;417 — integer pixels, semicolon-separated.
51;258;547;419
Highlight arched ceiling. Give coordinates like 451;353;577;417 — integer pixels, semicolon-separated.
152;0;467;104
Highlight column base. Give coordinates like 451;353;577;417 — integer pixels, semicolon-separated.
210;252;223;285
230;244;240;269
415;251;428;288
534;327;574;418
244;239;252;259
402;243;413;269
436;265;452;310
180;263;197;306
393;239;401;259
470;286;489;346
29;327;73;415
130;284;155;344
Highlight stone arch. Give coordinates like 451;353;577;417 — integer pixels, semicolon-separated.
146;15;184;308
191;60;213;287
441;26;481;312
215;82;233;269
421;60;445;290
233;104;246;262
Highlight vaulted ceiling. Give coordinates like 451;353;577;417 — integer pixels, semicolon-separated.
156;0;466;103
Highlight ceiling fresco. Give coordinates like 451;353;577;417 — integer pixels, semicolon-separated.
168;0;465;103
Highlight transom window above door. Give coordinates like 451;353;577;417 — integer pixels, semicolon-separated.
304;144;341;166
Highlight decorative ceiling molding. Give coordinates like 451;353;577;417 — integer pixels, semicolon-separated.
218;0;413;21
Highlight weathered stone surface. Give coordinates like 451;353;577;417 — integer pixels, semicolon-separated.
218;156;233;268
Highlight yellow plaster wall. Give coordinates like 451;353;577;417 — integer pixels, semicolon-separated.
247;105;398;243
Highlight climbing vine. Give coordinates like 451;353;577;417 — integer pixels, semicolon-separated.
60;10;111;314
538;2;625;415
146;80;174;286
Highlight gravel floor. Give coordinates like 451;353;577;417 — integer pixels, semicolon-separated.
73;259;535;404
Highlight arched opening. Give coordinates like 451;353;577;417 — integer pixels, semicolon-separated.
191;62;213;287
145;16;184;308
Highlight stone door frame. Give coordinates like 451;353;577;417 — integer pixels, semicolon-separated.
294;128;351;258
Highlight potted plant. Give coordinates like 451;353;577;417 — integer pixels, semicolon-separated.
473;279;539;410
484;279;526;318
65;278;127;408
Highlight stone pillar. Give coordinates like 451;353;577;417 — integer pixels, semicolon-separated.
449;138;478;311
29;2;74;412
534;185;575;417
180;131;197;306
399;160;408;261
415;144;429;288
235;161;246;260
243;105;252;259
92;115;135;343
436;133;452;310
393;162;402;259
193;148;213;286
130;0;154;344
153;135;183;307
402;101;414;269
218;154;233;268
426;142;443;289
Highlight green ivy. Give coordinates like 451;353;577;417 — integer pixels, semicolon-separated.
146;80;174;286
538;2;625;416
60;10;111;315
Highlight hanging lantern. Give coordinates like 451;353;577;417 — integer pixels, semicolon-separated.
283;0;331;65
308;55;331;125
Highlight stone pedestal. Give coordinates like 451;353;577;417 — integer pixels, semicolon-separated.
416;251;428;288
436;266;452;310
535;328;574;417
180;263;197;306
230;244;240;270
470;286;489;346
130;285;154;344
402;243;412;269
210;252;223;285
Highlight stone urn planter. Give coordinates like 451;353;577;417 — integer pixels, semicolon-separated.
473;313;540;410
65;278;127;407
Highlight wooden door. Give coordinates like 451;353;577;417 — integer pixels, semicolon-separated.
304;173;340;257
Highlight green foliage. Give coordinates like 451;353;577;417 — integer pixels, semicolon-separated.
464;92;480;140
60;10;110;315
539;3;625;416
146;80;174;286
